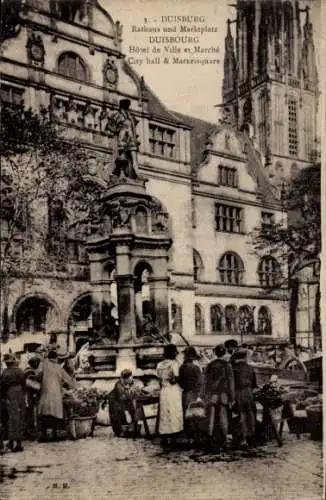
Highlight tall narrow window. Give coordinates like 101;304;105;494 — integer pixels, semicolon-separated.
238;305;254;335
258;306;272;335
273;93;284;154
211;304;223;333
195;303;205;334
193;249;203;282
257;91;267;155
225;305;237;333
288;97;298;157
303;106;313;160
171;301;183;332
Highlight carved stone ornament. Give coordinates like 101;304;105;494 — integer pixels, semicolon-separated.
103;58;119;86
112;99;140;179
26;33;45;64
218;105;235;127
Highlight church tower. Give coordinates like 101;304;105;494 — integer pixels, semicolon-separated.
222;1;319;185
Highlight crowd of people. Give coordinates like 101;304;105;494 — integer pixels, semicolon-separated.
0;347;76;453
0;336;316;455
156;341;258;451
108;340;262;452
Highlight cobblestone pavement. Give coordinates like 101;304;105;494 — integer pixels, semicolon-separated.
0;426;323;500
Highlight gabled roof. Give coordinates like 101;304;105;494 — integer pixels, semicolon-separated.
173;112;219;173
123;61;182;125
123;63;278;206
173;112;279;205
146;86;184;125
237;130;279;205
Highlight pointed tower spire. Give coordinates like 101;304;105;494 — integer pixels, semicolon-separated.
301;6;318;83
222;19;237;98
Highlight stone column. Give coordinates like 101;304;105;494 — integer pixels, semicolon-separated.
92;289;104;334
115;274;136;343
150;277;169;336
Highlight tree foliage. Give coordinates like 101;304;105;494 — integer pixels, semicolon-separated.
251;165;321;284
0;102;105;281
0;0;23;44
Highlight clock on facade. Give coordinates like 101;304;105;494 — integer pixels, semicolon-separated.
27;33;45;64
30;43;44;62
104;60;118;85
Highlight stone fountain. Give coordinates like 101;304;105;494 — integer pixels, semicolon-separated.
75;99;172;390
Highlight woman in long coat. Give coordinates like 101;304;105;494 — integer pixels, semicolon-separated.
157;344;183;448
38;349;75;441
0;353;26;452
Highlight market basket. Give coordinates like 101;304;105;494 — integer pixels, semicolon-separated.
67;416;96;440
306;405;323;441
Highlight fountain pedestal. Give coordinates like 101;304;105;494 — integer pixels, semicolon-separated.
77;176;172;387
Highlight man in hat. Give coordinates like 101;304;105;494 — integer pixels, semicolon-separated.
24;356;41;439
232;348;258;449
179;346;203;442
224;339;238;362
0;353;26;452
108;369;140;437
38;349;75;442
179;346;202;413
205;344;235;451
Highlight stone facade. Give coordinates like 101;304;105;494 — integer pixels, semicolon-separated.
222;1;319;188
1;0;290;354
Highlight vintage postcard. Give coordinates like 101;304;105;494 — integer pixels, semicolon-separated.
0;0;324;499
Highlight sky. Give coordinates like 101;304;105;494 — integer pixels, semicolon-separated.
101;0;322;123
102;0;232;122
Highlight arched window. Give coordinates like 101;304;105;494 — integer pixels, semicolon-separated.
58;52;88;81
193;249;204;282
288;97;298;157
258;257;281;288
195;303;205;334
16;297;53;333
135;207;148;234
238;305;255;335
211;304;223;333
258;306;272;335
225;305;237;333
219;252;244;285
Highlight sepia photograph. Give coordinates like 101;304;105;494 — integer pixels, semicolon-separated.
0;0;324;499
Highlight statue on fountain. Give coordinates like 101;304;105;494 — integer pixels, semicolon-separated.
112;99;140;179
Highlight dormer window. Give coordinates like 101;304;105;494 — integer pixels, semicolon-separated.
218;165;238;187
149;124;176;159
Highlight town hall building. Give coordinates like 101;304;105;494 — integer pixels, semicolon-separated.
0;0;319;354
